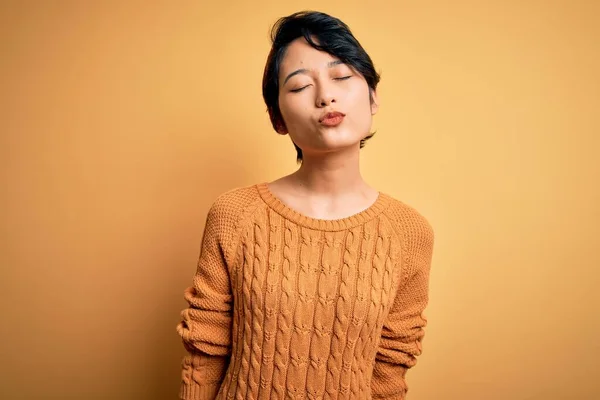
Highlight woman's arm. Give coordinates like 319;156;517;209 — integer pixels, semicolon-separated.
371;215;434;399
176;202;234;400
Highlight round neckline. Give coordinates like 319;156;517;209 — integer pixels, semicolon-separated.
255;182;391;231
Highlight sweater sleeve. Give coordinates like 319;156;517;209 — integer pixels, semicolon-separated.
176;201;235;400
371;215;434;399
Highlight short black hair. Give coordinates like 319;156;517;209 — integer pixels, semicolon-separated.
262;11;381;163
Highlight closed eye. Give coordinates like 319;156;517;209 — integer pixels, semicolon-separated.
290;75;351;93
290;85;310;93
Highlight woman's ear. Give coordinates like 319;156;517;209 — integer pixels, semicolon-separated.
275;119;288;135
370;89;380;115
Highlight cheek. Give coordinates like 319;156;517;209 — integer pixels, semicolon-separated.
347;87;374;128
353;83;373;108
279;96;310;127
352;109;373;135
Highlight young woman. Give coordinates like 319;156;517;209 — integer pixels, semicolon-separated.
176;11;434;400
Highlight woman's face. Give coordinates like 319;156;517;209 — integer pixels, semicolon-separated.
277;37;378;158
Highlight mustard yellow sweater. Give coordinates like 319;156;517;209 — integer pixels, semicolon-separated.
176;183;434;400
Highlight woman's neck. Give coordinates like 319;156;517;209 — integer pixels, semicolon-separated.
287;148;374;198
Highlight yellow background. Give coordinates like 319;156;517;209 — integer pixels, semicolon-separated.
1;1;599;399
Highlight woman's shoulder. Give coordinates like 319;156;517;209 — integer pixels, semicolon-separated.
213;183;260;204
207;182;262;217
381;192;435;242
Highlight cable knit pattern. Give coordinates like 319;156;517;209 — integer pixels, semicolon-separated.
176;183;434;400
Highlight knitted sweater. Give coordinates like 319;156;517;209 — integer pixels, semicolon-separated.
176;183;434;400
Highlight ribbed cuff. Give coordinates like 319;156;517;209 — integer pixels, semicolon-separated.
179;381;221;400
370;360;408;399
372;392;406;400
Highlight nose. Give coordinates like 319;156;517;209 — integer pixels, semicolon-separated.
315;80;336;107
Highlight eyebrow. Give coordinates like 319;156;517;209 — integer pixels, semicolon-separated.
282;60;344;85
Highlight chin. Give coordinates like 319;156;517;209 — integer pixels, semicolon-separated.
314;140;363;155
294;127;363;153
320;130;363;146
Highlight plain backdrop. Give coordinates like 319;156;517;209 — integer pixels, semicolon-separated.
1;1;599;399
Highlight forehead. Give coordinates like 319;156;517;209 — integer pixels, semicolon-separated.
279;37;339;74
